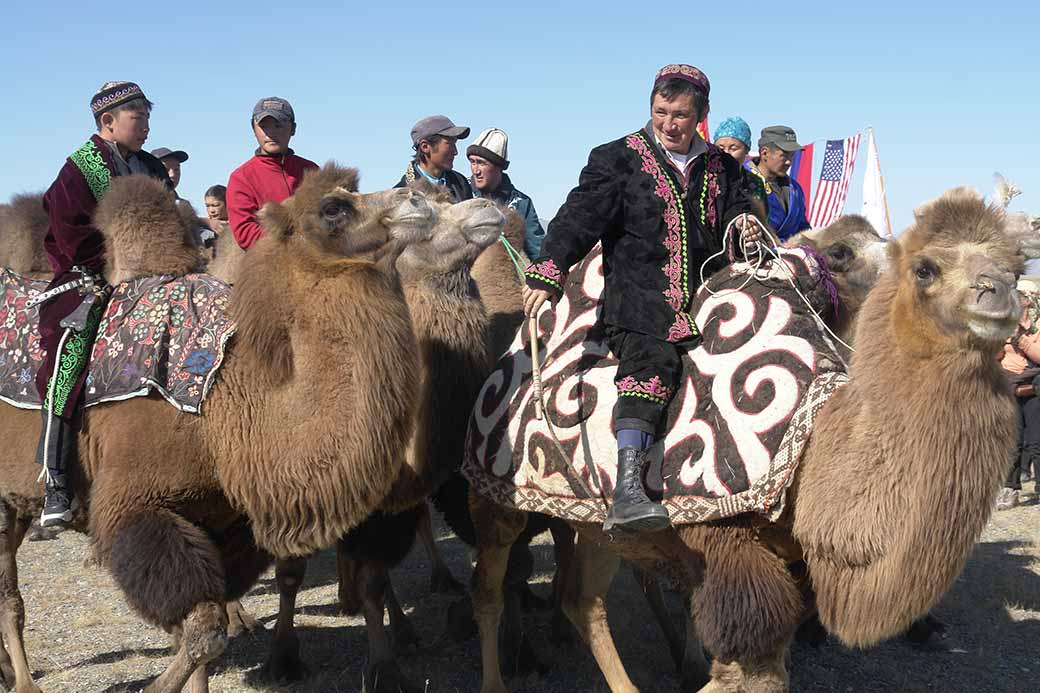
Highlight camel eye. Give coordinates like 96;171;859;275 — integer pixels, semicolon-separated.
914;260;939;285
321;203;344;220
826;243;853;264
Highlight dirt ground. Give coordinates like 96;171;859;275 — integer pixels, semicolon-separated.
14;481;1039;693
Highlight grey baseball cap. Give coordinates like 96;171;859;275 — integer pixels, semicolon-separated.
758;125;802;152
150;147;188;162
252;97;295;125
410;115;470;146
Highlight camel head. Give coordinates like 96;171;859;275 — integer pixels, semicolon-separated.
396;182;506;278
786;215;889;317
94;175;205;285
893;187;1024;349
258;163;435;260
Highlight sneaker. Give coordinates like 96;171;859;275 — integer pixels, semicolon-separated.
40;488;73;527
995;487;1020;511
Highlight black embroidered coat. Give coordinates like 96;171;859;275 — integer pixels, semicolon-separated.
525;128;751;344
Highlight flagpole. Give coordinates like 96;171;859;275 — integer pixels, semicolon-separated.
871;127;894;237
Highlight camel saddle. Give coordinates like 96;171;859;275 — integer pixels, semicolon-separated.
462;245;848;525
0;268;234;414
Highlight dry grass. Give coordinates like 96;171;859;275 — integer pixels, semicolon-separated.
12;484;1040;692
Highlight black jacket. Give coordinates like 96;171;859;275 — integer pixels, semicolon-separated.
525;129;750;344
395;162;473;203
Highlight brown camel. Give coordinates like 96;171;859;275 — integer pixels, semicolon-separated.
0;165;437;693
469;190;1028;693
321;186;506;692
0;193;49;279
204;228;245;285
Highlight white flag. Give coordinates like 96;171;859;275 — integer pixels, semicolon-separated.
861;129;892;237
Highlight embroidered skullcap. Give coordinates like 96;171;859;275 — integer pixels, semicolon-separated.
654;64;710;97
91;81;148;117
713;117;752;149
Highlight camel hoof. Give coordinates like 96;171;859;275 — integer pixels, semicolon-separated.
260;647;310;684
429;566;466;595
501;631;549;678
444;596;477;643
26;521;57;542
226;603;262;639
362;661;423;693
392;618;422;655
905;614;948;645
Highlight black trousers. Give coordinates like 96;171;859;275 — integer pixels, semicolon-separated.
1008;394;1040;489
606;327;683;436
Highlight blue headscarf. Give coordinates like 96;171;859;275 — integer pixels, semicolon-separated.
713;117;752;149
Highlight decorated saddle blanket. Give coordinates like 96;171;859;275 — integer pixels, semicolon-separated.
461;245;849;525
0;269;234;414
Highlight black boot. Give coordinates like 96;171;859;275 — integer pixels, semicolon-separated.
36;410;75;527
603;447;670;533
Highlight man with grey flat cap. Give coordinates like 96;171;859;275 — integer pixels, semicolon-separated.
150;147;188;190
396;115;473;202
743;125;810;240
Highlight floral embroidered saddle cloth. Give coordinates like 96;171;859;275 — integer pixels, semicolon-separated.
462;244;848;525
0;269;234;414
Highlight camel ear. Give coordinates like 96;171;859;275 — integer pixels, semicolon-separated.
1006;211;1040;260
259;201;294;239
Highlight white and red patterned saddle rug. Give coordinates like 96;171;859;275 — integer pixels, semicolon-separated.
0;269;234;414
462;245;849;525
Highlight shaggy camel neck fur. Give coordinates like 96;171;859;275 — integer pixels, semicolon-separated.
0;192;49;278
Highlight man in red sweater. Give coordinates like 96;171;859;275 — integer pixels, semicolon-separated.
227;97;318;249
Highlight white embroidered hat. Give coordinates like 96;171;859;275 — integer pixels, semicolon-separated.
466;128;509;170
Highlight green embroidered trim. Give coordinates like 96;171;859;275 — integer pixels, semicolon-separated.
69;140;111;201
525;271;562;291
43;300;105;415
617;391;668;404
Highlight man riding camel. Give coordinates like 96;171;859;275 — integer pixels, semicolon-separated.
34;81;173;527
523;64;758;533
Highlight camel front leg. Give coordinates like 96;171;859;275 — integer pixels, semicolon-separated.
144;601;227;693
225;599;260;638
261;557;309;683
418;501;464;594
0;506;37;693
385;574;420;654
561;535;635;693
470;493;527;693
358;561;420;693
697;646;789;693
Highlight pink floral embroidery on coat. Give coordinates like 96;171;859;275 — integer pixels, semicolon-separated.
616;375;674;402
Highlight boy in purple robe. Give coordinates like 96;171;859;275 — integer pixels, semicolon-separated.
35;81;171;527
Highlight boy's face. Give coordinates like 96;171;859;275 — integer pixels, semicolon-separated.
204;196;227;220
161;156;181;188
101;105;150;153
253;116;295;156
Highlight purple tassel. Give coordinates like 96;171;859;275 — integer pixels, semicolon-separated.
796;245;841;318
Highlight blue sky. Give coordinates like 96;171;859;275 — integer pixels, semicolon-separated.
2;1;1036;234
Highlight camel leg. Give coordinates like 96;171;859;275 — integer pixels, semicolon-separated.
143;601;226;693
337;539;363;615
418;502;464;594
560;535;636;693
680;596;711;691
261;557;309;683
186;662;209;693
385;572;420;654
636;568;684;671
358;561;420;693
471;494;527;693
549;519;577;644
225;599;261;639
0;507;37;693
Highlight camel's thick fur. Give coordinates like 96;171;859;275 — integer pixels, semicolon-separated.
471;196;1026;693
0;193;49;278
0;166;430;692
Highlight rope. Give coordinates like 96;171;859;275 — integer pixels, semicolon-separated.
498;235;527;283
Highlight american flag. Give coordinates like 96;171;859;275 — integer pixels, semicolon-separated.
807;134;860;228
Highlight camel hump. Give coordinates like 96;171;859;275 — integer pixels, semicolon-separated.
0;192;48;276
94;175;204;284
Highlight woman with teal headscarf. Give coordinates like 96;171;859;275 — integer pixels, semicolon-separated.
714;117;768;224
